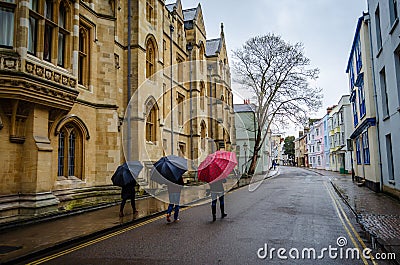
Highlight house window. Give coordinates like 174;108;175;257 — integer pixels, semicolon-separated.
349;60;355;89
200;82;205;110
58;123;83;179
146;101;158;142
178;143;186;157
352;100;358;127
0;1;15;48
380;68;389;117
57;2;67;67
177;56;184;82
356;137;362;165
199;45;205;73
389;0;398;26
146;38;156;79
358;78;366;118
355;35;362;74
146;0;154;23
177;94;184;126
28;0;71;67
200;121;206;150
78;24;90;86
362;131;370;165
162;39;166;66
386;134;395;180
375;6;382;50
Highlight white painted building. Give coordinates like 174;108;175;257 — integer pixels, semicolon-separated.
367;0;400;198
328;95;353;173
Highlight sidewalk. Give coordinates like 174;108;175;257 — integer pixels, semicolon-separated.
0;170;277;264
307;168;400;264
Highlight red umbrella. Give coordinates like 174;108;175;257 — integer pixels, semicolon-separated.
198;151;238;183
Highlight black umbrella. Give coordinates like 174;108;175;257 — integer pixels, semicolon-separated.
151;155;188;184
111;161;143;187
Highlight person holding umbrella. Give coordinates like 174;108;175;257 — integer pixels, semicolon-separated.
210;179;227;222
166;176;184;222
111;161;143;218
150;155;188;223
198;151;237;222
119;181;138;217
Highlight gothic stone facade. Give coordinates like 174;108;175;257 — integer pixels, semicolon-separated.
0;0;235;223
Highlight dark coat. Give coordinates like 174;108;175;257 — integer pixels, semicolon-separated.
121;181;136;200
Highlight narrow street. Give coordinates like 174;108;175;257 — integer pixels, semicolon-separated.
25;167;382;265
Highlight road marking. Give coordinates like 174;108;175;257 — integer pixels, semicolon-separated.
324;182;377;265
27;207;192;265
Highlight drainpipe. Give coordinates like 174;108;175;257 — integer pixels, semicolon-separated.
127;0;132;162
365;12;384;192
170;17;175;155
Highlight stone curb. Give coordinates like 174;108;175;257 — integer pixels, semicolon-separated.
329;180;400;265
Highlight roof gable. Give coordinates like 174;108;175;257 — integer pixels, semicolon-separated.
206;38;221;57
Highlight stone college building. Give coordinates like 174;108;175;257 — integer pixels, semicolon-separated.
0;0;235;223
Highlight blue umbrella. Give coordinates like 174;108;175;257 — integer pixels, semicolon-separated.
111;161;143;187
151;155;188;184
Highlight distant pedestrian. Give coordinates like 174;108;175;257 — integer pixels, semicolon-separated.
166;176;184;223
119;181;138;217
272;160;277;170
210;179;227;222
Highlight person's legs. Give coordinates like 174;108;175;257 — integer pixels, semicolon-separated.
120;198;127;217
130;197;138;217
219;194;227;218
211;192;217;221
172;193;181;221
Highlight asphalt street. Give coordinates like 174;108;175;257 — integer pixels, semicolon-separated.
25;167;382;265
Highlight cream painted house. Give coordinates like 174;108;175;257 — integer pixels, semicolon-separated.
346;14;380;191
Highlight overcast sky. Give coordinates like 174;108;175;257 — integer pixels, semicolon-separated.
175;0;367;135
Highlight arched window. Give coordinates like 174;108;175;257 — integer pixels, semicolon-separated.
146;38;156;78
200;82;205;110
146;99;158;142
78;26;90;86
146;0;154;23
57;123;83;179
57;1;68;67
200;121;207;150
199;44;205;73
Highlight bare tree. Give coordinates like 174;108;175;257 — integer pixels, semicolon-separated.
233;34;322;175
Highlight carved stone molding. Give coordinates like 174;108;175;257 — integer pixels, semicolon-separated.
23;59;77;89
0;77;79;110
0;55;21;71
45;70;53;80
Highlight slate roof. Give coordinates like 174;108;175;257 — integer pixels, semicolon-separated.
183;7;197;22
234;104;257;113
166;3;176;13
206;38;221;57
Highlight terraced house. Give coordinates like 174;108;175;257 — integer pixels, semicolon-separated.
367;0;400;198
346;14;380;192
0;0;235;224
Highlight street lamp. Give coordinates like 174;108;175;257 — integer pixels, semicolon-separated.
243;142;248;175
